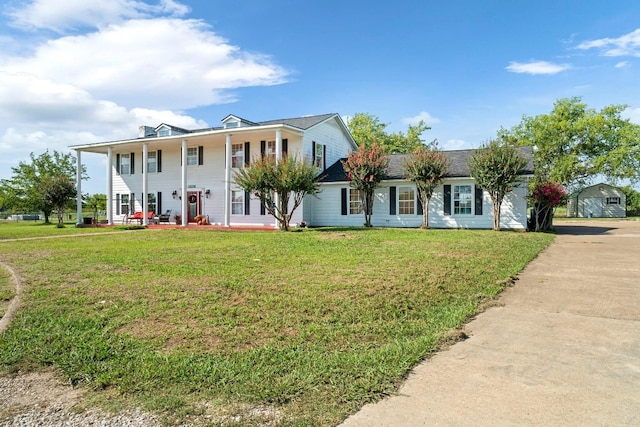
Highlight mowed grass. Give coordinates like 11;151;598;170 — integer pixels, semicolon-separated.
0;227;554;426
0;220;133;240
0;266;14;319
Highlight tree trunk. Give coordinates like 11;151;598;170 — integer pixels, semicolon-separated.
421;195;430;229
491;194;503;231
364;191;374;227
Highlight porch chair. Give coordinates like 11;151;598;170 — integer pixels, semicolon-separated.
157;209;172;223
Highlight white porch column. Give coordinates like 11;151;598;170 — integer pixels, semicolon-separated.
273;129;282;228
106;147;113;225
181;139;188;226
275;129;282;161
75;151;82;225
224;134;232;227
142;143;149;225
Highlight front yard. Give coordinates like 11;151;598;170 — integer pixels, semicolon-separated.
0;226;553;426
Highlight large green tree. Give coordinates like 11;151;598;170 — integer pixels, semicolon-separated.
0;150;85;223
234;156;320;231
342;142;389;227
501;97;640;189
347;113;431;154
404;144;448;229
468;140;528;231
85;193;107;221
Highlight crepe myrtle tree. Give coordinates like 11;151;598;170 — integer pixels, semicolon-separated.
234;155;320;231
529;180;567;232
404;142;448;229
468;139;527;231
342;142;390;227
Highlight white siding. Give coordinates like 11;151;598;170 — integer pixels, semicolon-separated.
567;184;626;218
311;179;530;229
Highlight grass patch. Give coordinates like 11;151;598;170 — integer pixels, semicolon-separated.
0;220;137;240
0;266;15;319
0;227;554;425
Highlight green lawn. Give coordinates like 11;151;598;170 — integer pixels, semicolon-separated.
0;226;554;426
0;220;142;240
0;266;14;319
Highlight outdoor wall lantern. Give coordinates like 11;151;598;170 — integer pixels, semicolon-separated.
172;190;178;199
205;189;211;198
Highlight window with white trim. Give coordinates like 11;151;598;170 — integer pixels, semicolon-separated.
158;128;170;137
266;140;276;160
187;147;198;166
349;189;364;214
315;142;323;168
119;153;131;175
398;187;415;214
121;194;130;215
231;190;244;215
147;193;156;215
147;151;157;173
232;144;244;168
454;185;472;215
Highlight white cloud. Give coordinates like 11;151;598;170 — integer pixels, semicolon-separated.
622;107;640;124
441;138;471;151
402;111;440;126
2;18;289;110
576;28;640;57
615;61;629;68
506;60;570;75
7;0;189;32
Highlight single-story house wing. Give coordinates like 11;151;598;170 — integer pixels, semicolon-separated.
306;146;535;229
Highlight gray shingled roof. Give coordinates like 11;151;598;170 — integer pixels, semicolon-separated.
179;113;338;135
320;146;534;182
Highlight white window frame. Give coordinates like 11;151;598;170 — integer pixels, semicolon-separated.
398;187;415;215
315;142;324;168
231;190;244;215
157;128;170;137
186;147;198;166
147;193;157;215
266;140;276;160
454;184;472;215
232;143;244;168
119;153;131;175
147;151;157;173
349;189;364;214
121;194;130;216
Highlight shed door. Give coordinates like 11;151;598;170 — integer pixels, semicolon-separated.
583;198;603;218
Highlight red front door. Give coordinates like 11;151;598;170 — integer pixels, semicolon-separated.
187;191;202;222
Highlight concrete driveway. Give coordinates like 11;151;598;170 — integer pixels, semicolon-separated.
340;220;640;426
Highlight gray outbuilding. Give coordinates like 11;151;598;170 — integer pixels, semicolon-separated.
567;183;626;218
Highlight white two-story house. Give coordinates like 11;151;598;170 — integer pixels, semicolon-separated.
70;113;357;226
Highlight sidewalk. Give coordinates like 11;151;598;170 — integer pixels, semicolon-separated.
340;220;640;426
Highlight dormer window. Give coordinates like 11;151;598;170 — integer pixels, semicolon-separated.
158;128;170;137
224;121;239;129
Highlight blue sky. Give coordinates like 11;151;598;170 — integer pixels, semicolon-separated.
1;0;639;194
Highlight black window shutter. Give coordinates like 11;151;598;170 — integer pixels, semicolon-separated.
444;185;452;215
244;191;250;215
323;145;327;170
312;142;316;165
260;201;266;215
116;193;120;215
198;146;204;165
244;142;250;166
130;153;135;174
341;188;347;215
417;196;423;215
157;150;162;173
260;140;266;158
389;186;397;215
475;187;483;215
130;193;135;213
180;147;182;166
157;192;162;214
116;154;120;175
282;138;288;156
